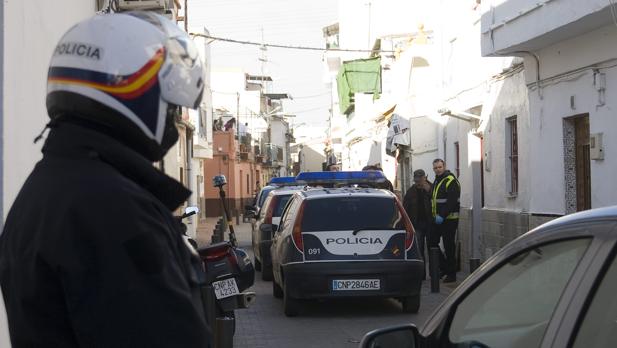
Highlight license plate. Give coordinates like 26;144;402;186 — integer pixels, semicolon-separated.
212;278;240;299
332;279;380;291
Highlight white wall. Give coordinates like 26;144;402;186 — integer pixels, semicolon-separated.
2;2;96;346
481;0;612;55
300;143;326;172
438;0;533;214
526;24;617;213
3;1;95;219
481;70;530;212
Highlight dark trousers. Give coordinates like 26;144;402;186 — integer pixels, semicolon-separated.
429;219;458;277
414;220;430;279
413;220;429;262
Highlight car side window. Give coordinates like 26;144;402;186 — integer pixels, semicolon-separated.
277;196;298;234
259;196;272;220
572;247;617;347
448;238;591;348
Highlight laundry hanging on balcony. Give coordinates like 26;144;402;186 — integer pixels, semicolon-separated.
385;113;410;157
336;57;381;115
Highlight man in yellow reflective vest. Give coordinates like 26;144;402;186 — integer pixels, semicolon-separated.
430;158;461;283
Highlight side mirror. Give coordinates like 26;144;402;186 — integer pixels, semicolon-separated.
259;223;273;234
359;324;419;348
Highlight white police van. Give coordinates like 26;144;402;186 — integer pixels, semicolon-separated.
266;171;424;317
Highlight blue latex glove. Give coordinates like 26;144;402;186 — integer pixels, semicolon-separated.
435;215;444;225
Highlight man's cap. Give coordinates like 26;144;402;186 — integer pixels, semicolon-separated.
413;169;426;178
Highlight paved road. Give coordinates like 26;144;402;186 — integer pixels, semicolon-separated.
221;221;455;348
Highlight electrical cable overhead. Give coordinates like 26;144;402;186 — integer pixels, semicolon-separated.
190;33;395;53
293;92;331;99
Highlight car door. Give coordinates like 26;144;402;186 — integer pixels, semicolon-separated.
271;196;300;283
422;235;596;348
552;222;617;348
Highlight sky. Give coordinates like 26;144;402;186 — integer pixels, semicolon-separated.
190;0;339;129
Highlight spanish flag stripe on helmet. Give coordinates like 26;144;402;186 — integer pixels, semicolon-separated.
48;48;165;100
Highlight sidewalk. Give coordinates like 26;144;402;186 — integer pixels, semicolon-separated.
195;217;218;246
195;216;253;247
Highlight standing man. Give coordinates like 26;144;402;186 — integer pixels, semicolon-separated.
0;13;211;347
430;159;461;283
402;169;432;266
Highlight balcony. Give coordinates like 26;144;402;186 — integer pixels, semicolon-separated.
263;144;284;167
481;0;613;56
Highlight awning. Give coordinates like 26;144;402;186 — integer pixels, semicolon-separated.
336;57;382;115
374;104;397;123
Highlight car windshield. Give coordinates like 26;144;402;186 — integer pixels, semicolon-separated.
301;197;402;232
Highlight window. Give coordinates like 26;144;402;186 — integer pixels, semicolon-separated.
278;196;300;233
573;249;617;347
247;174;250;194
273;195;293;217
301;197;400;232
449;238;590;348
506;116;518;195
179;167;184;185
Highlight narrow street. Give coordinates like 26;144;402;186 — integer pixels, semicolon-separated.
198;220;455;348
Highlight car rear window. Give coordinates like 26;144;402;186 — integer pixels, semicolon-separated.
301;197;401;232
274;194;292;217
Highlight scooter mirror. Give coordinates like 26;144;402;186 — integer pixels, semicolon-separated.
213;175;227;188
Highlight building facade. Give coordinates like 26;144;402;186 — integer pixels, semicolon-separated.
478;0;617;260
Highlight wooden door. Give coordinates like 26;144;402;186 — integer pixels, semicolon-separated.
574;116;591;211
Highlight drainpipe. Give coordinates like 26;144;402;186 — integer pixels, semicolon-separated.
181;118;196;238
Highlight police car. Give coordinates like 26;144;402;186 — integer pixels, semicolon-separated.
267;171;424;317
247;177;296;232
252;183;304;281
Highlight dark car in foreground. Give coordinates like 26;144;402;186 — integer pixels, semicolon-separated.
360;206;617;348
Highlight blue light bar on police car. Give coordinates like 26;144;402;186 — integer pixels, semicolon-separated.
295;171;386;185
269;176;297;186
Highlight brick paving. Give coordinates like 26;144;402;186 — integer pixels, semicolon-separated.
196;219;465;348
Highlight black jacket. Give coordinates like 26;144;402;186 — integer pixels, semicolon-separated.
402;181;432;225
431;170;461;219
0;122;210;348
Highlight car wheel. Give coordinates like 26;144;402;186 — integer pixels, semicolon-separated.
283;282;300;317
272;279;283;298
262;263;273;281
401;294;420;313
254;256;262;271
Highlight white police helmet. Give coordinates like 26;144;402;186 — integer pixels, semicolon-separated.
46;12;204;161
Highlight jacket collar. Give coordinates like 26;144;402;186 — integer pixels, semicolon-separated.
435;170;453;182
42;122;191;211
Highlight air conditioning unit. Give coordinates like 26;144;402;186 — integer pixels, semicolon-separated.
118;0;167;11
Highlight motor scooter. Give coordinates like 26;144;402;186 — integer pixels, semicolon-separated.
180;175;255;348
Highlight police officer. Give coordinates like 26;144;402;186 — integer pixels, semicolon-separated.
0;13;210;347
430;159;461;283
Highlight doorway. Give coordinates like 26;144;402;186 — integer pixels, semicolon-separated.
563;114;591;213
